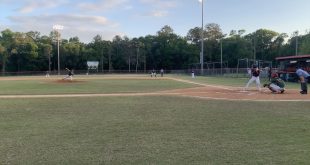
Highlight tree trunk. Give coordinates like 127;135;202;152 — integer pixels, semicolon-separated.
136;47;139;73
128;55;131;73
48;54;51;72
2;56;6;76
144;54;146;73
108;49;112;72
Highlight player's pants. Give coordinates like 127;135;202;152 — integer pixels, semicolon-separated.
301;77;309;92
301;82;307;92
63;75;73;80
269;83;284;92
245;76;261;91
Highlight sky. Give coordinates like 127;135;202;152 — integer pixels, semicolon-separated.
1;0;310;43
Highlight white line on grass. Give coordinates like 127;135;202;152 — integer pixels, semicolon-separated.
167;77;236;90
177;94;310;102
1;92;309;102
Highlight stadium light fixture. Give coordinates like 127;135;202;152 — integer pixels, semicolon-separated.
53;24;64;75
294;31;299;56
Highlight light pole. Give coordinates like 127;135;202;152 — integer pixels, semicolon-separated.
253;37;256;61
199;0;204;75
220;39;223;75
53;24;64;75
294;31;299;56
219;34;227;75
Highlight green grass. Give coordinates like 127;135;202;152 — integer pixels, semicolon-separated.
0;75;301;95
0;78;197;95
1;96;310;164
0;75;308;164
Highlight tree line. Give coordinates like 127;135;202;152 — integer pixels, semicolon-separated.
0;23;310;73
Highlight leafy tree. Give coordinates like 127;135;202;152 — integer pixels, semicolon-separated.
111;35;128;70
0;43;5;73
157;25;174;37
7;32;38;71
204;23;225;62
186;27;204;45
38;35;53;72
89;35;108;71
1;25;310;73
129;37;144;72
299;33;310;55
205;23;225;40
0;29;15;73
245;29;279;61
62;37;83;69
269;33;288;59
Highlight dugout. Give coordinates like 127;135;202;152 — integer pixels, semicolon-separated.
276;55;310;82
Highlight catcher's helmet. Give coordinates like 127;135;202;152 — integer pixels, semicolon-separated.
271;73;278;78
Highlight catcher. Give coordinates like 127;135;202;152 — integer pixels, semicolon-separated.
263;73;285;94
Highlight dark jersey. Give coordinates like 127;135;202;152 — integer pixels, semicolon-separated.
251;68;260;77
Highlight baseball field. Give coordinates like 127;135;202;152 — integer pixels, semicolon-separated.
1;74;310;164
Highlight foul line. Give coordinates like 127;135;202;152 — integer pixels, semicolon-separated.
1;91;309;102
177;94;310;102
167;77;237;91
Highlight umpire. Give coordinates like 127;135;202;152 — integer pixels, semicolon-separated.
296;65;310;94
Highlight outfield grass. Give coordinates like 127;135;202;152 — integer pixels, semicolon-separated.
1;96;310;164
0;78;197;95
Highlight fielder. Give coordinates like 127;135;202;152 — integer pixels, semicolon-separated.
151;69;156;77
191;70;195;78
63;68;73;80
45;71;50;77
244;64;261;91
263;73;285;94
160;68;164;77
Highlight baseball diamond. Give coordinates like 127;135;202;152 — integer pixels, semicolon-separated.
1;74;310;164
0;75;309;101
